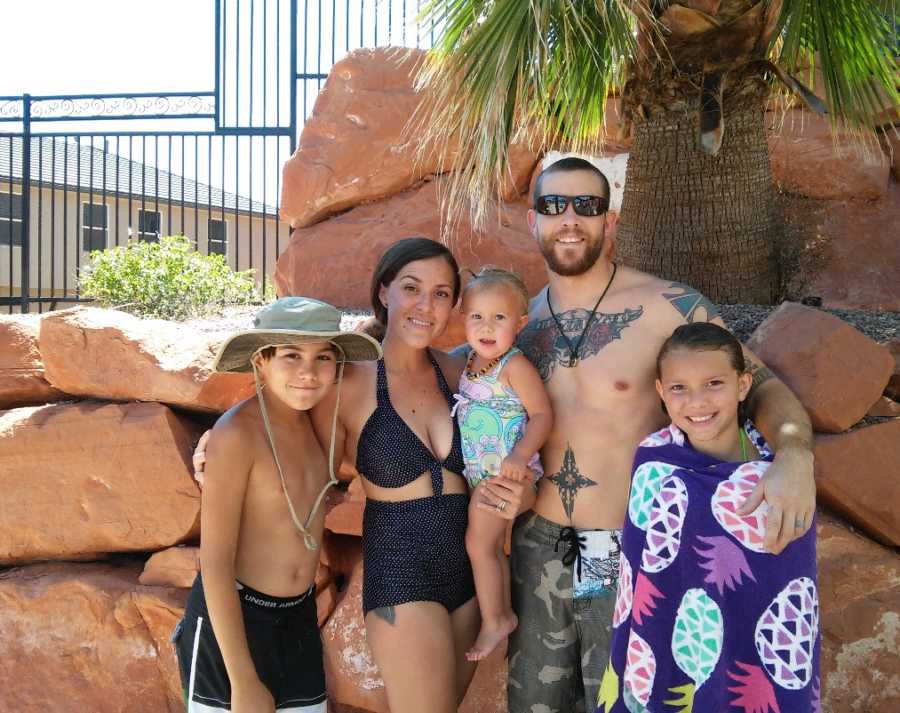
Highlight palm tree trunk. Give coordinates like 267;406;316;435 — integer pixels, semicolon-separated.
616;104;778;303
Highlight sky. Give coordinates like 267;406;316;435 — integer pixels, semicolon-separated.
1;0;434;202
1;1;215;96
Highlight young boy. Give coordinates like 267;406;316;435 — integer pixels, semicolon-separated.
173;297;381;713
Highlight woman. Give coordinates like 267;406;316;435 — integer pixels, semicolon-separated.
312;238;534;712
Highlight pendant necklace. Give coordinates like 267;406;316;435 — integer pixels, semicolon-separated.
547;262;618;368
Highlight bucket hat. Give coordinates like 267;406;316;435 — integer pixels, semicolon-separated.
213;297;381;372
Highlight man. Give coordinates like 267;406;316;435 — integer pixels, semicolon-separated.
505;156;815;713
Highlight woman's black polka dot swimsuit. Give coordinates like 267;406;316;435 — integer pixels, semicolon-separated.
355;349;475;615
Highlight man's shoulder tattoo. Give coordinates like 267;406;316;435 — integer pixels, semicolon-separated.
517;305;644;381
662;282;719;323
548;444;597;521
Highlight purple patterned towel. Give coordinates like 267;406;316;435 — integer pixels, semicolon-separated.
596;422;820;713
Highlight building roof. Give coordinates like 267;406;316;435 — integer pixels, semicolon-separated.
0;136;279;217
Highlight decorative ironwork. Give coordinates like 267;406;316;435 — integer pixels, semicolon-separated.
1;0;437;313
0;98;24;121
29;93;216;122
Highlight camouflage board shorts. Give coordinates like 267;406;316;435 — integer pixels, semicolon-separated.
508;512;621;713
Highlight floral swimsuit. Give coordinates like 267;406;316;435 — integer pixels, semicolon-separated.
452;347;543;489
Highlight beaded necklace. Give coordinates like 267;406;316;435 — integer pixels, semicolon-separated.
465;350;503;380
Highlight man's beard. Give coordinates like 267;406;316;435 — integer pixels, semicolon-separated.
540;228;605;277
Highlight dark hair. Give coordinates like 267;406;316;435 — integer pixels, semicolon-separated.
657;322;745;376
461;265;529;315
370;237;461;327
533;156;611;205
657;322;748;424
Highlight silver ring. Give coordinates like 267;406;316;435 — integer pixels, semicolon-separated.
496;499;507;512
794;518;805;530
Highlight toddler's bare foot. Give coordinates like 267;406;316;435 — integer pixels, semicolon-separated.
465;613;518;662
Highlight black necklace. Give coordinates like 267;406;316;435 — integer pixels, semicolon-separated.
547;262;618;368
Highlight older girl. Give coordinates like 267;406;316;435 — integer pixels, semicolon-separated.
598;322;819;713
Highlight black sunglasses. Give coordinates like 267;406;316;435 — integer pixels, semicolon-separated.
534;194;609;217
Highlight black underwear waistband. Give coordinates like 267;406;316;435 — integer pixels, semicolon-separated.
235;579;314;610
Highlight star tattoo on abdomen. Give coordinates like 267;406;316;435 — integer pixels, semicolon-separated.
548;444;597;521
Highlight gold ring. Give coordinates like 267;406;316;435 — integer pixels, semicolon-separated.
496;499;507;512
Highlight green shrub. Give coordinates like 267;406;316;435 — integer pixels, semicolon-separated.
79;235;267;320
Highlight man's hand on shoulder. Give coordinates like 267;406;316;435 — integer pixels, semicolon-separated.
738;444;815;554
736;346;815;554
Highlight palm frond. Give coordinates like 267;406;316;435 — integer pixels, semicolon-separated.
411;0;640;232
774;0;899;129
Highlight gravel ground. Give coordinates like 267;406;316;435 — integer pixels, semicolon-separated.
718;304;899;345
186;302;899;347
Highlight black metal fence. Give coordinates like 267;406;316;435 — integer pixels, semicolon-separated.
0;0;437;313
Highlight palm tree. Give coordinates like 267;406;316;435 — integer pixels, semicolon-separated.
414;1;898;302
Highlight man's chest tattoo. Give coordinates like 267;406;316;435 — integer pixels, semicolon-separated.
518;306;644;380
548;444;597;520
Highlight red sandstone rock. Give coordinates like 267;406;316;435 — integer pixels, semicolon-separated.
433;309;468;351
880;128;900;180
132;587;190;710
501;139;542;201
0;401;202;564
768;110;891;200
280;48;539;229
39;307;255;412
806;182;900;312
317;580;338;627
884;340;900;401
746;303;894;432
0;314;65;409
325;477;366;537
320;532;363;580
275;178;546;310
887;375;900;403
817;511;900;712
281;48;442;229
0;561;188;713
460;641;508;713
867;396;900;418
139;546;200;588
321;562;389;712
814;420;900;547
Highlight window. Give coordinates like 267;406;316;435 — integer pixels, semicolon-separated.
208;218;227;256
0;193;23;247
137;209;160;242
82;203;108;251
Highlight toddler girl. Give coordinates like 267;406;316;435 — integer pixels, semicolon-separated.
453;267;552;662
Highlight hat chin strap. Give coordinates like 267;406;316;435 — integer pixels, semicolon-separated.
251;348;344;551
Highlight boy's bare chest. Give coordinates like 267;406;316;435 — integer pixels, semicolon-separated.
246;434;330;520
